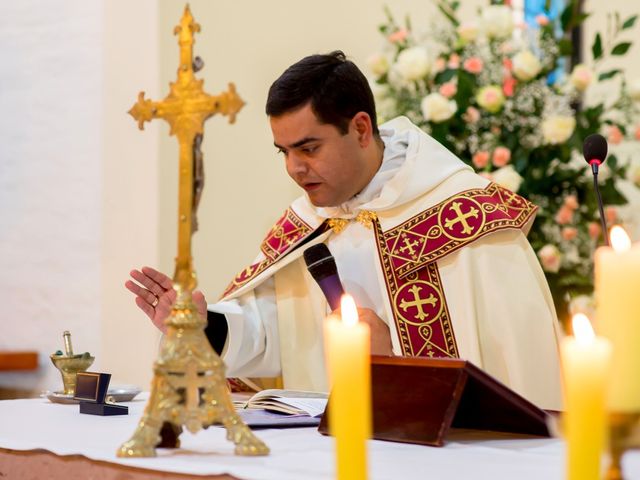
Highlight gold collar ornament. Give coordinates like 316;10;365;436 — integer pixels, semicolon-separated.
328;210;378;234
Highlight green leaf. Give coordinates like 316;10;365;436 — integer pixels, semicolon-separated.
592;33;603;60
434;68;457;84
560;2;574;31
598;69;622;81
575;13;590;26
437;1;459;26
622;15;638;30
611;42;632;55
559;38;573;56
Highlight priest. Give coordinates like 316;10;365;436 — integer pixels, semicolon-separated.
127;51;562;410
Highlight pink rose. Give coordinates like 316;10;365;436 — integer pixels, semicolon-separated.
536;14;549;26
448;54;460;69
635;125;640;141
562;227;578;241
434;57;446;73
463;57;484;74
538;244;561;273
555;206;574;225
472;151;490;169
492;147;512;167
563;195;579;210
588;222;602;240
439;82;457;98
502;58;513;71
502;76;516;97
388;29;408;43
605;206;617;224
608;125;624;145
464;106;480;123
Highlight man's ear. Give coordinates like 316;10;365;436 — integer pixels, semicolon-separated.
351;112;373;147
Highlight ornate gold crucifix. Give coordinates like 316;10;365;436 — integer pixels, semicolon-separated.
118;5;268;458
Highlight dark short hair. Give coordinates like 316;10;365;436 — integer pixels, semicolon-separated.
265;51;379;136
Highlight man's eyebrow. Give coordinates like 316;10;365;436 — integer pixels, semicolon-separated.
274;137;321;150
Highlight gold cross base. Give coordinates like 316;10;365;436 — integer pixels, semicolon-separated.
116;302;269;457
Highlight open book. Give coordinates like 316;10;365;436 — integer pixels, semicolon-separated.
233;389;328;418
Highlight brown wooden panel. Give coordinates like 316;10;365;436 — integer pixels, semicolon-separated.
0;351;39;371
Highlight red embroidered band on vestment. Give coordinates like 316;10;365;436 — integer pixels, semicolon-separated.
374;183;537;359
221;208;313;299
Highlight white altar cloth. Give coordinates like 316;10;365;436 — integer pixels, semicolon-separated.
1;394;639;479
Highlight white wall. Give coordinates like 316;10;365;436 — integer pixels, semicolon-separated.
101;0;161;389
0;0;161;392
0;0;103;391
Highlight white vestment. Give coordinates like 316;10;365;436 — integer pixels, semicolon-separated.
210;117;563;410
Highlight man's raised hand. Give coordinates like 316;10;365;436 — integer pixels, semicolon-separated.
125;266;207;333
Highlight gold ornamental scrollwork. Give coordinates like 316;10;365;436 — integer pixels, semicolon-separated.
117;5;268;458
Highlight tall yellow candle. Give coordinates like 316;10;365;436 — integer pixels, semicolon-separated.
595;226;640;411
324;294;371;480
561;313;611;480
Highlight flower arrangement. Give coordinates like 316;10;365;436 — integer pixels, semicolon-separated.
368;0;640;322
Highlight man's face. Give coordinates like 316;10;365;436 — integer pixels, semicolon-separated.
270;104;372;207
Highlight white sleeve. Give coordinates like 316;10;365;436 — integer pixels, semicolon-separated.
207;276;281;378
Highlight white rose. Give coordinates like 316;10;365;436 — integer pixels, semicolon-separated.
481;5;514;39
476;85;505;113
628;78;640;101
457;22;478;43
538;244;562;273
628;160;640;187
394;46;431;82
541;115;576;144
597;162;611;181
369;81;389;102
492;165;523;192
421;93;457;123
512;50;541;81
569;64;592;92
367;53;390;77
376;97;397;123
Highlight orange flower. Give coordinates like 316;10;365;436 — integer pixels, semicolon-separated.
605;206;617;225
502;76;516;97
563;195;579;210
472;151;490;168
588;222;602;240
608;125;624;145
492;147;512;167
388;29;408;43
562;227;578;241
555;206;574;225
439;82;457;98
463;57;483;74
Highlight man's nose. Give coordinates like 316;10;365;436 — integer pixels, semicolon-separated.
286;152;308;177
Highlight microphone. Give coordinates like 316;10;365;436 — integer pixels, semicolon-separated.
582;133;609;246
303;244;345;311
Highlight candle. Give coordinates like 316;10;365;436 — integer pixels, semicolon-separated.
561;313;611;480
595;226;640;411
324;294;371;480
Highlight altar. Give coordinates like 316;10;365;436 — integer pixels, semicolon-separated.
3;393;640;480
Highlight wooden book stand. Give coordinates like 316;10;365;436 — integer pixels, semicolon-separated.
318;356;551;446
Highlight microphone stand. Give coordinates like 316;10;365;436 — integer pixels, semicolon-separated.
590;162;610;247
